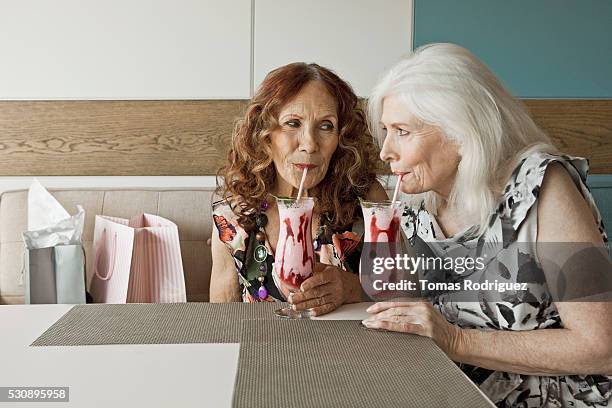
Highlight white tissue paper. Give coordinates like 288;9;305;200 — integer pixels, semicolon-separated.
22;179;85;249
21;179;87;302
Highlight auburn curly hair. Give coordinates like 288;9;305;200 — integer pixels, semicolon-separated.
216;62;379;231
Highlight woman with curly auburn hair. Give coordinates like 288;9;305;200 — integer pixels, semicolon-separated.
210;62;388;315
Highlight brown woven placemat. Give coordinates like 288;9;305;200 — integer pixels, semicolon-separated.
233;319;494;408
31;302;287;346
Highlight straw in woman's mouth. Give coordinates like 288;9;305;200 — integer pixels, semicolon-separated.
296;167;308;200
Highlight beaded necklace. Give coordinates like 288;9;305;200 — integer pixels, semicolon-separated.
252;199;270;299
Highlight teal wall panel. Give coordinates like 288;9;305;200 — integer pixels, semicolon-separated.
589;175;612;234
413;0;612;98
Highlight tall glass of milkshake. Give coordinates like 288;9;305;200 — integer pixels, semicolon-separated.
360;200;405;300
273;196;315;318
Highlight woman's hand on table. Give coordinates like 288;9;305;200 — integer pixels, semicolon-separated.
362;301;463;358
288;263;346;316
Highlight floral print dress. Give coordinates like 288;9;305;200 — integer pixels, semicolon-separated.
212;200;363;302
402;152;611;407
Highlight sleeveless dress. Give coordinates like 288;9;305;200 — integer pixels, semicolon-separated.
212;200;364;302
401;152;611;407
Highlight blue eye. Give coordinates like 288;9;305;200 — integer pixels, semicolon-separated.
398;128;410;137
285;120;300;128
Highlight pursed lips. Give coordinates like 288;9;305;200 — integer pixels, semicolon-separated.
293;163;318;170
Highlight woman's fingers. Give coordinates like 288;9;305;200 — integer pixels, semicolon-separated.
299;272;329;292
289;284;329;305
363;304;433;336
292;292;335;311
363;306;420;322
363;303;457;350
366;300;426;314
300;264;337;292
287;264;343;315
363;318;424;335
291;266;341;304
309;302;337;317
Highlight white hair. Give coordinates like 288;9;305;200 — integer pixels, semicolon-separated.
368;43;557;236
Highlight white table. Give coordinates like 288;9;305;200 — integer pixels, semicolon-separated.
0;303;374;407
1;302;492;407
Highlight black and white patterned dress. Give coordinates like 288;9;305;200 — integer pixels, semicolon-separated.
402;152;611;407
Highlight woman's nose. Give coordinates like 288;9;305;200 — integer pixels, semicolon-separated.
298;126;318;154
379;136;399;163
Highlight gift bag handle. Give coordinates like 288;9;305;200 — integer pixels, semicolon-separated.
94;229;118;281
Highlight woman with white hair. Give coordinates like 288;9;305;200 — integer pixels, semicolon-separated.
363;43;611;407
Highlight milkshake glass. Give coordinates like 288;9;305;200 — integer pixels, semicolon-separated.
273;197;315;318
360;200;405;301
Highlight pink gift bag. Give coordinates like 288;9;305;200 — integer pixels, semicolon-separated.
90;213;187;303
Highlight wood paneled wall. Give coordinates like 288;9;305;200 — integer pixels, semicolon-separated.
523;100;612;174
0;99;610;175
0;101;248;176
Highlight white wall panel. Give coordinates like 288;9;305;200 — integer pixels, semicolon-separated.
254;0;413;97
0;0;252;99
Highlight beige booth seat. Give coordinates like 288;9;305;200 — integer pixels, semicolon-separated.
0;188;216;304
